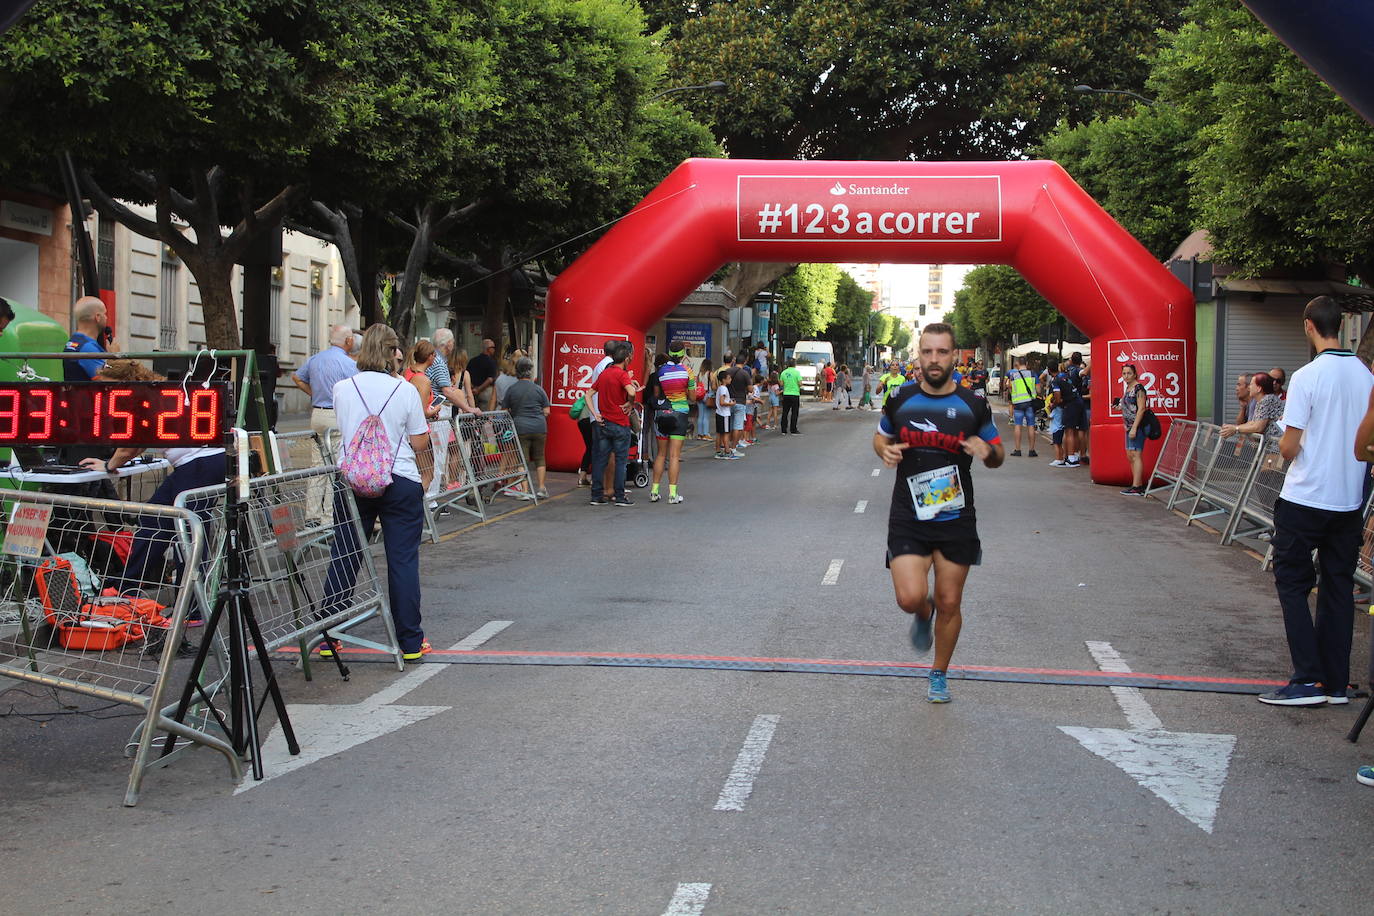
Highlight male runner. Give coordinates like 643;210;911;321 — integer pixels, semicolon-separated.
873;322;1003;703
649;341;696;504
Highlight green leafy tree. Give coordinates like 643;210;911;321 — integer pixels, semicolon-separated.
949;293;980;349
644;0;1181;304
959;264;1057;349
0;0;498;348
824;272;873;342
776;263;840;338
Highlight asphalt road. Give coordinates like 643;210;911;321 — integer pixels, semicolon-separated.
3;400;1372;915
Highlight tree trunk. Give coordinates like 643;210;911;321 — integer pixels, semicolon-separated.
721;262;794;310
189;254;242;349
481;246;511;354
391;202;437;345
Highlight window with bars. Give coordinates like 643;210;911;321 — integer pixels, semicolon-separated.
97;218;115;290
159;248;181;349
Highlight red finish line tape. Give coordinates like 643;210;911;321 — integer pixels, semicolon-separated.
280;647;1290;695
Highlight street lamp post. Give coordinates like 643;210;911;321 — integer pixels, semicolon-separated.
1072;84;1157;106
650;80;727;103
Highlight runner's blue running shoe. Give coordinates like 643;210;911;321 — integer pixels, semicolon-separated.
927;669;951;703
909;599;934;654
1357;765;1374;787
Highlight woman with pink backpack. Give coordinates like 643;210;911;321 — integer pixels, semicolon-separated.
323;324;436;663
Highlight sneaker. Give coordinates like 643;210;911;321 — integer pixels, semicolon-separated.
737;441;750;449
185;610;205;628
1049;459;1067;467
1357;765;1374;786
714;451;729;459
318;638;342;658
729;450;743;459
668;493;685;505
588;496;609;506
1323;686;1349;705
1257;682;1327;706
909;599;934;654
1010;450;1022;457
1064;459;1082;468
613;496;635;507
536;488;549;499
1120;486;1144;496
402;639;432;663
650;491;661;502
1028;450;1038;457
927;669;951;704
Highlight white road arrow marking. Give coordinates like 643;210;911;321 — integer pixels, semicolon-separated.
236;622;511;793
1058;641;1236;833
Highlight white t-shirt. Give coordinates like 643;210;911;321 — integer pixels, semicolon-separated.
1278;349;1374;511
165;446;226;468
331;372;429;484
715;384;733;418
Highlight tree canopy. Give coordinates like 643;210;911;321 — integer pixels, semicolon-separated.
957;264;1057;347
775;263;840;338
1038;0;1374;284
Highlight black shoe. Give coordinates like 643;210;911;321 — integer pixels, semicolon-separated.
1028;450;1038;457
1010;450;1022;457
589;496;609;506
1258;682;1327;706
613;496;635;507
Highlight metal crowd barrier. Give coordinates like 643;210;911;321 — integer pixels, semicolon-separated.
421;417;482;542
1167;422;1223;511
454;410;538;514
176;466;404;670
1221;448;1289;566
270;429;332;472
0;490;239;805
1183;432;1265;528
1144;419;1198;504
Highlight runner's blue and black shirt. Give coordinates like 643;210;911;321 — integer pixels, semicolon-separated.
878;381;1000;534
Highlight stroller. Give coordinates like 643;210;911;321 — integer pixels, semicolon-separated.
625;403;650;488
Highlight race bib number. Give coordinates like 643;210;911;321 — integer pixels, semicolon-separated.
906;464;965;521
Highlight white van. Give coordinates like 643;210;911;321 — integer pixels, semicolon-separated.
790;340;835;394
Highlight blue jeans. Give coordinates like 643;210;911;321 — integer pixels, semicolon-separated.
591;421;632;499
323;476;425;654
696;401;712;437
1012;403;1036;426
119;453;225;591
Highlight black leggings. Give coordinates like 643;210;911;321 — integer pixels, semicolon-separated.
578;417;595;472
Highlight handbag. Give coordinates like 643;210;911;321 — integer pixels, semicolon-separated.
569;392;587;419
1140;407;1162;440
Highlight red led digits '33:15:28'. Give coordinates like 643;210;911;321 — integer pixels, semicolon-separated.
0;382;227;447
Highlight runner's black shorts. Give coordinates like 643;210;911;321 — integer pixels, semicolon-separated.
886;517;982;567
1061;399;1088;430
654;410;690;439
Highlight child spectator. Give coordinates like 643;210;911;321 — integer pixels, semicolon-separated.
714;370;738;459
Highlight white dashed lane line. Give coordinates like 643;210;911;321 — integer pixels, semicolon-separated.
663;883;712;915
821;559;844;585
854;500;867;513
714;714;781;812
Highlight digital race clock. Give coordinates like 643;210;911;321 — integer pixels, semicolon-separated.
0;382;229;447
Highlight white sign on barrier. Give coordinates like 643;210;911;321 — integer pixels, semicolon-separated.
3;503;51;558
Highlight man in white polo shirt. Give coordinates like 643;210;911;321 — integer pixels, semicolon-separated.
1259;296;1374;707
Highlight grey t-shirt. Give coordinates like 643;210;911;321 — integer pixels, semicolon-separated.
501;379;550;435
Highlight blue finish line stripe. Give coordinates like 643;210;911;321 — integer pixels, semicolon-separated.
281;648;1288;695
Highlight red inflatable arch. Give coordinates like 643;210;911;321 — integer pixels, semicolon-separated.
542;159;1193;486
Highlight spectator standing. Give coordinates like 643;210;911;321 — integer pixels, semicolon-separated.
859;364;874;409
754;342;770;376
467;338;499;410
729;353;751;454
713;369;737;458
694;359;714;439
1118;363;1149;495
1005;356;1039;457
64;296;109;381
1258;296;1373;707
322;324;434;663
586;339;620;494
493;351;521;408
1050;359;1085;468
587;342;639;506
767;370;782;426
293;324;358;521
778;358;802;435
823;362;837;401
501;356;551;499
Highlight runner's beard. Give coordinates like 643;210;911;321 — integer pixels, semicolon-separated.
923;362;951;387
